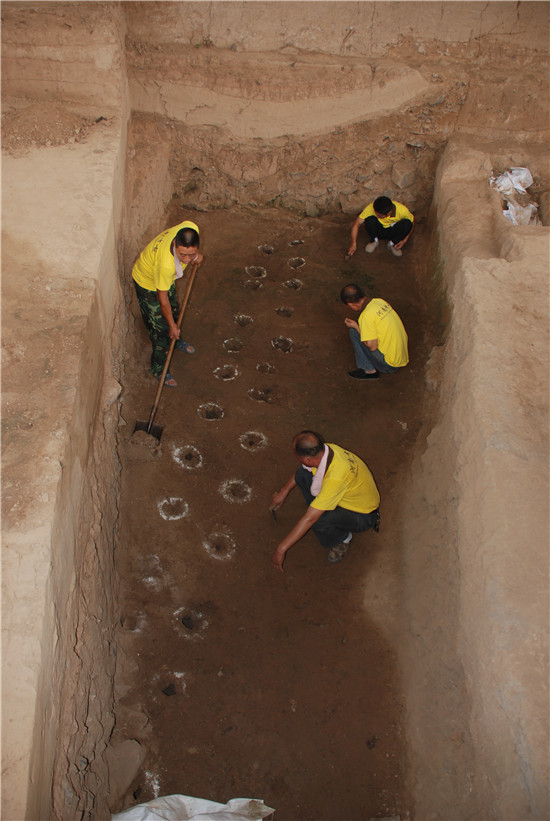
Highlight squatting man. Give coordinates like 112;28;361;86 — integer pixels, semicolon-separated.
270;431;380;571
341;283;409;380
132;220;203;388
347;195;414;258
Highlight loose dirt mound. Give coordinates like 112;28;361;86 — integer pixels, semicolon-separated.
2;101;94;155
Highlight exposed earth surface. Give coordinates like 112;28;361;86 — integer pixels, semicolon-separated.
112;203;439;819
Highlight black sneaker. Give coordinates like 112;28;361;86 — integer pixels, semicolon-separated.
348;369;379;380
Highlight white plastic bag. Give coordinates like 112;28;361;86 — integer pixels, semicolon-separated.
491;166;534;196
490;166;541;226
111;794;275;821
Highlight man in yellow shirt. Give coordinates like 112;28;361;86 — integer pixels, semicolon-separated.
270;430;380;570
341;283;409;380
132;220;203;387
347;195;414;258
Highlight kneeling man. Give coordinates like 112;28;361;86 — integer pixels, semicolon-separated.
270;430;380;570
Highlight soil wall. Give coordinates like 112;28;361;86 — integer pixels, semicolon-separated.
1;2;548;819
401;139;549;819
2;4;129;820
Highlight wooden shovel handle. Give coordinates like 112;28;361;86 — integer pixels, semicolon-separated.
146;263;199;429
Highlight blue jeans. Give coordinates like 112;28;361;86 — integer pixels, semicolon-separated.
349;328;400;374
295;467;379;549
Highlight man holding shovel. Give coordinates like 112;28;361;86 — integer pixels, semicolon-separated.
270;430;380;570
132;220;203;387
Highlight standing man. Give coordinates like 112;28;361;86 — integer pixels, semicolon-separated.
341;283;409;380
347;195;414;258
132;220;203;387
270;430;380;570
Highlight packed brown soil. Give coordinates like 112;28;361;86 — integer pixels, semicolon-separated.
113;203;439;818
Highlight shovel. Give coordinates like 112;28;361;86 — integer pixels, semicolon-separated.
134;262;199;441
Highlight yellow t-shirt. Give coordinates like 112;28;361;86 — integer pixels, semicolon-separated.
358;298;409;368
132;220;199;292
359;200;414;227
310;444;380;514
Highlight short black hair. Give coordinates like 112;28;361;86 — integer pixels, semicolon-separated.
174;227;199;248
293;430;325;457
373;196;393;215
340;283;365;304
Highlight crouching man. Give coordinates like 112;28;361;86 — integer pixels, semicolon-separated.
270;430;380;571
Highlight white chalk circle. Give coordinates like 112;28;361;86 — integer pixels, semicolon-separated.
171;444;203;469
258;243;277;255
234;313;253;327
223;337;244;353
245;265;267;278
219;479;252;504
213;364;239;381
239;431;268;451
202;531;237;561
197;402;225;420
157;497;189;521
287;257;305;269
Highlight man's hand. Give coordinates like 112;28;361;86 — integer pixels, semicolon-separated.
344;318;360;332
271;546;286;572
168;324;181;340
347;241;357;257
270;489;287;512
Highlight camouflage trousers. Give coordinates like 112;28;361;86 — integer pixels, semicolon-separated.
134;281;179;378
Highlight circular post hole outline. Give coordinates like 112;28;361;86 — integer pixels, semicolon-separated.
171;444;203;469
202;532;236;561
239;431;268;451
157;497;190;521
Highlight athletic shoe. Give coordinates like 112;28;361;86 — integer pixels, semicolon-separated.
328;541;350;563
365;238;379;253
348;369;380;380
387;241;402;257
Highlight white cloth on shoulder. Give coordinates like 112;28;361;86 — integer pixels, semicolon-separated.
173;243;185;279
303;445;329;497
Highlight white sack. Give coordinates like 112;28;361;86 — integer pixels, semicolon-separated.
111;795;275;821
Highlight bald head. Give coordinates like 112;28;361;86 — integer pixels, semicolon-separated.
293;430;325;458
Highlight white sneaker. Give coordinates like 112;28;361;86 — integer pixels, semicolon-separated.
387;241;402;257
365;238;379;253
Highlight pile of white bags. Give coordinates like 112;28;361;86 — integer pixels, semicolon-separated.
490;166;541;225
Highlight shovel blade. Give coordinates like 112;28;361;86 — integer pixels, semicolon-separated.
133;420;164;441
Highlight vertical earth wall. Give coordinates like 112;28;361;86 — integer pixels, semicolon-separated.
2;3;129;819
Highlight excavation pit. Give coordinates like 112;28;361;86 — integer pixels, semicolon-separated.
202;532;237;561
287;257;305;269
244;265;267;278
247;387;273;403
233;314;253;327
239;431;268;451
242;279;263;291
283;278;303;290
4;7;548;821
218;479;253;504
197;403;225;421
271;335;294;353
213;364;239;381
171;445;203;470
222;338;244;353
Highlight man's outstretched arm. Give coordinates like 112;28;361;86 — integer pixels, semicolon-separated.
271;506;324;572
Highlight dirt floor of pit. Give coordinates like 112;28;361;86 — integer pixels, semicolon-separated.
113;204;441;819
